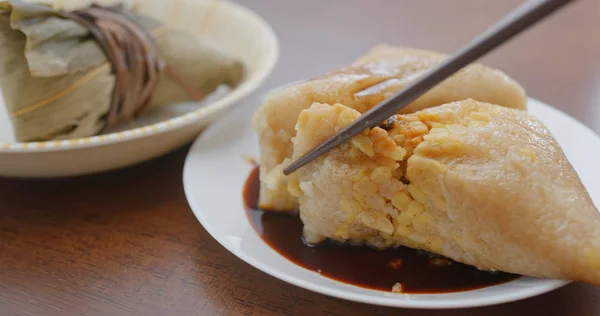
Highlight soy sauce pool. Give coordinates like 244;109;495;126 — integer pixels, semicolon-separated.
243;167;519;294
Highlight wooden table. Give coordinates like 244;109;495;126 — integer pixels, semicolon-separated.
2;0;600;315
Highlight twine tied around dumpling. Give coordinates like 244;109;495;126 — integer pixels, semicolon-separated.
59;4;205;131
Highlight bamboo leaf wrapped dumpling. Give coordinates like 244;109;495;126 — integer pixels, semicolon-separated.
0;0;245;141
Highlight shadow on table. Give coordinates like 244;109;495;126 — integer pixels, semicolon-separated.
0;143;192;214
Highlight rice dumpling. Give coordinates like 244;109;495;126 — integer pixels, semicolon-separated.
0;0;245;141
285;99;600;285
252;44;527;212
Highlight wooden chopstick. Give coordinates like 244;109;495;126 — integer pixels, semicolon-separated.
283;0;576;175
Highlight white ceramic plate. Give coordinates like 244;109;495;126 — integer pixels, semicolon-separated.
0;0;278;178
182;95;600;309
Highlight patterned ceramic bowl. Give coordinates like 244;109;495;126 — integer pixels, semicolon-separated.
0;0;278;177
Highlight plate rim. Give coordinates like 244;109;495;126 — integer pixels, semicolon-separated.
183;97;584;309
0;0;279;153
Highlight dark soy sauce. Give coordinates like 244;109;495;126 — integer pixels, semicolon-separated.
243;166;519;293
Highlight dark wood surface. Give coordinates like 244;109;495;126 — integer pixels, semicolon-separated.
2;0;600;315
